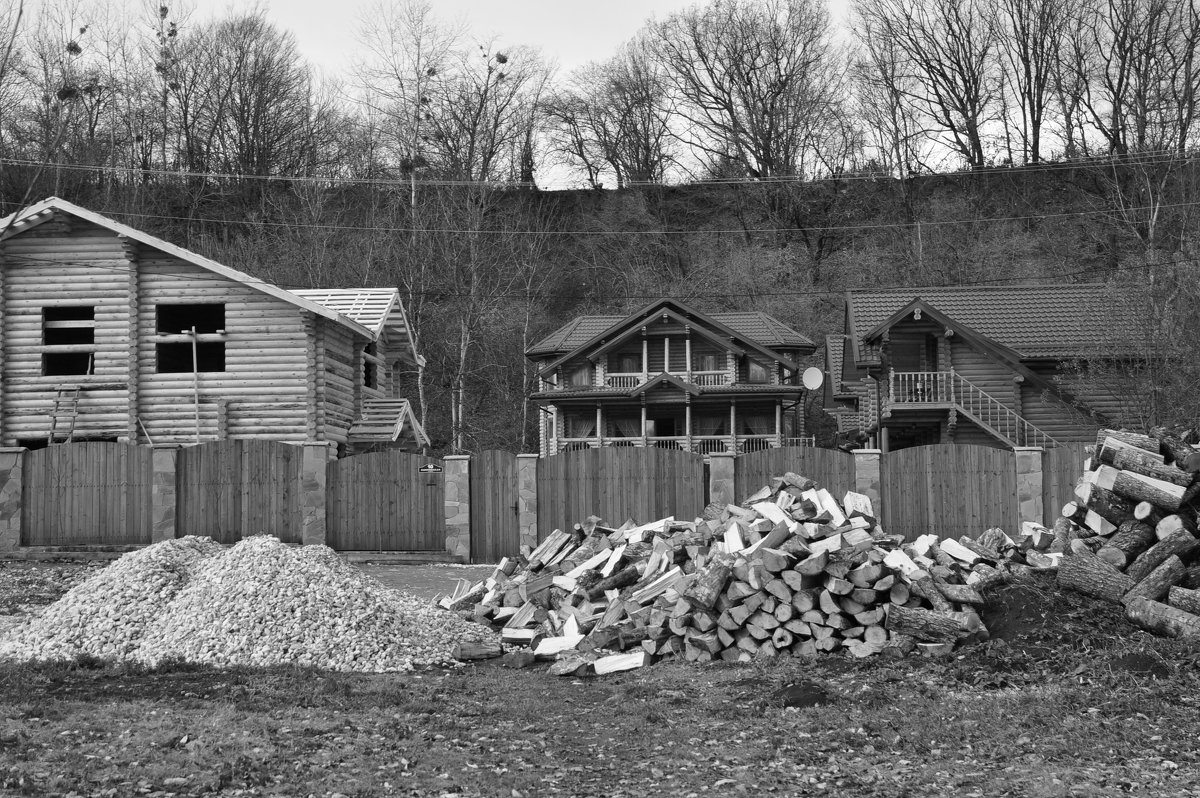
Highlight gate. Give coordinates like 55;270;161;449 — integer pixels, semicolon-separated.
21;442;154;546
176;440;302;543
326;451;444;551
536;447;706;540
470;450;519;562
880;443;1017;541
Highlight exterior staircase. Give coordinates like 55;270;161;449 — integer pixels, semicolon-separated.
886;370;1059;448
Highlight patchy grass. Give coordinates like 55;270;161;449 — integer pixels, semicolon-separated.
2;570;1200;797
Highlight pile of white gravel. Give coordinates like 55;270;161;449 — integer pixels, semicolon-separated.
0;536;497;673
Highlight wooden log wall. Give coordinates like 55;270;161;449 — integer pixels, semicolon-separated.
1;220;133;444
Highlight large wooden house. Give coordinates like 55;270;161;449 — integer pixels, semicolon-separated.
826;284;1131;451
527;299;817;456
0;197;428;453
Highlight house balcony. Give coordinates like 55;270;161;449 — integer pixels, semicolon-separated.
601;370;733;389
552;434;815;455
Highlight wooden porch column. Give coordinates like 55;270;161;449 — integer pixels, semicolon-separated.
729;402;737;453
595;405;603;448
641;403;648;447
664;337;670;375
775;402;782;446
685;332;692;383
685;400;692;452
642;335;648;381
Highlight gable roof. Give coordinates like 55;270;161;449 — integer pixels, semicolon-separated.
1;197;375;339
823;335;854;404
845;284;1125;363
528;299;815;371
293;288;423;366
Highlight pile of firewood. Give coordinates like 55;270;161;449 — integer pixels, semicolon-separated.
1056;427;1200;638
442;473;1045;676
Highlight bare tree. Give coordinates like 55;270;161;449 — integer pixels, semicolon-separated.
650;0;845;178
988;0;1075;163
853;0;998;169
544;37;676;188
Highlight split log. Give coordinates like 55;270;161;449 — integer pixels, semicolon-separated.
934;579;984;606
1150;426;1200;469
1124;596;1200;640
909;573;954;613
884;604;969;644
1121;556;1186;605
593;651;650;674
1057;539;1134;603
1097;428;1159;454
1167;585;1200;616
1156;514;1197;541
1125;528;1200;584
681;554;733;610
452;639;503;661
1093;465;1187;512
1078;483;1136;527
1133;501;1164;528
585;565;640;600
1101;443;1194;488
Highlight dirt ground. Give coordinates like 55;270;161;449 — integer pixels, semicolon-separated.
353;563;496;602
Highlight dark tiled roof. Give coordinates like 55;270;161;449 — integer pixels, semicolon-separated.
528;310;814;357
823;335;852;400
847;284;1127;360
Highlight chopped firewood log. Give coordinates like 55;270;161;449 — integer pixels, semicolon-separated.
759;547;793;574
1124;596;1200;640
1092;465;1187;512
936;539;981;566
1178;566;1200;590
909;573;954;613
452;639;504;661
1097;428;1160;454
1097;520;1156;569
680;553;733;610
1150;426;1200;469
1156;514;1197;541
594;651;651;674
1125;528;1200;583
889;581;911;605
934;579;984;606
585;565;640;600
794;550;830;575
1122;555;1186;605
1100;440;1194;488
1167;585;1200;615
1078;483;1136;527
884;604;970;643
1057;540;1134;603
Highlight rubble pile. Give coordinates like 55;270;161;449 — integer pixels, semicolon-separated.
0;536;498;673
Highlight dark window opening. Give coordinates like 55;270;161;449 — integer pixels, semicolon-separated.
747;360;771;384
43;352;94;376
156;342;226;373
156;303;224;334
364;343;377;389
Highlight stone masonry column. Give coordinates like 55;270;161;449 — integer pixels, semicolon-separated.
0;448;26;551
1014;447;1044;527
852;449;882;517
517;454;539;553
299;442;334;546
443;455;471;561
709;452;736;507
150;446;179;543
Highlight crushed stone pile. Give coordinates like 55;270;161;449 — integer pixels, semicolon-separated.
0;536;497;673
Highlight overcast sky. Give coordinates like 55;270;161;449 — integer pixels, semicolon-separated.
184;0;705;77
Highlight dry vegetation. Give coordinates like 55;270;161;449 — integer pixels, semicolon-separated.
2;563;1199;797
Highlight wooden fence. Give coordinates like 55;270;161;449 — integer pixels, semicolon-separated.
2;441;1092;561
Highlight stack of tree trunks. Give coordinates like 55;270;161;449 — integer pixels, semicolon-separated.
1055;427;1200;639
443;472;1042;676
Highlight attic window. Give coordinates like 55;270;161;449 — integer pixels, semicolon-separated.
155;303;225;373
42;306;95;376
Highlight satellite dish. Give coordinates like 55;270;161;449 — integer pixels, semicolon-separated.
802;367;824;391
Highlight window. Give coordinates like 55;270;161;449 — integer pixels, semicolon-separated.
363;343;379;389
747;359;771;384
565;363;593;388
155;303;225;373
42;306;95;376
693;350;722;372
613;351;641;373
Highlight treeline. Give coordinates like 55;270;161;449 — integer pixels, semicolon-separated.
0;0;1198;451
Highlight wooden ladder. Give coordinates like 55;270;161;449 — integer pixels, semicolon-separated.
49;387;81;444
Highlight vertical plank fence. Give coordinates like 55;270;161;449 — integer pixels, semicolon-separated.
325;451;444;551
176;440;301;544
21;442;153;546
470;450;520;562
880;444;1017;541
536;448;706;541
735;446;856;502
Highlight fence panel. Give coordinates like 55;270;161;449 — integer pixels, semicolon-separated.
470;450;519;562
21;442;154;546
326;451;444;551
880;444;1017;541
176;440;302;544
1042;443;1089;526
537;448;706;540
735;447;857;502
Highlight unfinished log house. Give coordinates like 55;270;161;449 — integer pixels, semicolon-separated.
527;299;817;457
0;197;427;453
828;285;1135;451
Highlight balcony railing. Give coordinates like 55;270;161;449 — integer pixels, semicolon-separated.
552;434;815;455
591;370;737;389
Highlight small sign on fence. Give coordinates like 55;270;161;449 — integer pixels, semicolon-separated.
418;463;443;473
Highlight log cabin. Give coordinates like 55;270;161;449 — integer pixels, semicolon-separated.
827;284;1137;451
526;299;817;457
0;197;428;453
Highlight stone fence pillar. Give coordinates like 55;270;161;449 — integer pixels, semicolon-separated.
852;449;882;516
1014;447;1044;527
516;454;539;553
0;448;26;551
443;455;471;561
300;442;334;546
